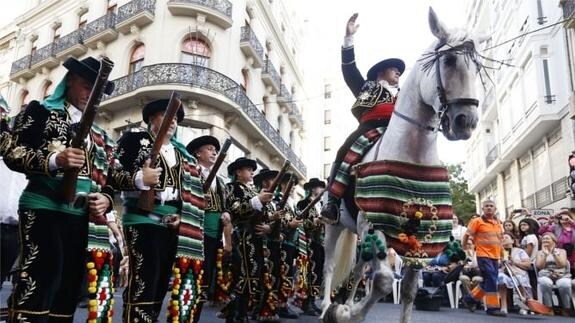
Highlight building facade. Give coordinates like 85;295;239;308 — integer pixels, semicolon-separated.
3;0;307;179
464;0;575;218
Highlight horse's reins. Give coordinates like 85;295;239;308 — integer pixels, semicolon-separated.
393;40;479;133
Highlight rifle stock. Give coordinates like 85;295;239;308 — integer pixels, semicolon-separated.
277;174;295;210
60;57;114;203
137;91;182;212
267;160;291;194
203;138;232;192
297;189;325;220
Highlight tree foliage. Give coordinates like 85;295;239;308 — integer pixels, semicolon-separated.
448;163;476;225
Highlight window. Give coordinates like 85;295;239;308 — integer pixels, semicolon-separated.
262;96;269;116
107;0;117;14
323;163;331;179
20;90;29;110
324;136;331;151
181;37;211;67
79;11;88;29
42;81;53;99
324;84;332;99
324;109;331;124
129;44;145;73
241;68;249;92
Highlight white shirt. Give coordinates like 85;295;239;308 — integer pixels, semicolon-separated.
452;225;467;241
199;164;216;191
0;160;27;224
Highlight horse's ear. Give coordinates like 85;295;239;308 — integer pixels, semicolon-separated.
428;7;449;42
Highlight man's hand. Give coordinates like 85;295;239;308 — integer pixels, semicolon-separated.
346;13;359;37
118;256;129;288
163;214;181;229
258;190;273;204
271;210;285;221
88;193;110;217
141;159;163;186
255;224;271;236
288;218;303;228
56;148;86;169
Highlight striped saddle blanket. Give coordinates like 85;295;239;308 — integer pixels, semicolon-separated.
354;160;453;266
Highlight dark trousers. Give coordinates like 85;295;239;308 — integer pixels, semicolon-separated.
1;223;19;285
308;239;324;298
191;235;220;323
122;224;177;323
8;209;88;323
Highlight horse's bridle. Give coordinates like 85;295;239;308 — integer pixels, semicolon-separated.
394;40;480;133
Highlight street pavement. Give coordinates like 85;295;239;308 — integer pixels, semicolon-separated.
1;282;573;322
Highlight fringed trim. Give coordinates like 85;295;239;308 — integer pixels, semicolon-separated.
86;249;114;323
167;257;203;323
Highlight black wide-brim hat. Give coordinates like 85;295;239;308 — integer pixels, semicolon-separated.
63;57;115;95
281;172;297;184
254;168;279;187
186;135;220;155
367;58;405;81
303;178;326;191
142;99;185;124
227;157;257;176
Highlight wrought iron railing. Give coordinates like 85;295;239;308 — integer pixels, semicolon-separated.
262;59;281;89
240;25;264;62
289;102;304;125
83;12;116;40
104;63;306;174
30;43;55;66
10;55;31;75
563;0;575;20
485;144;499;168
169;0;232;18
116;0;156;25
53;30;84;55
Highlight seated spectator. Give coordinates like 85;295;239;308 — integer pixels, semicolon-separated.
498;233;532;315
538;209;575;276
460;238;483;294
452;214;467;242
536;232;572;317
423;240;465;287
519;218;540;262
503;220;520;246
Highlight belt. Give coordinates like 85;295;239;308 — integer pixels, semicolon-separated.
25;181;90;209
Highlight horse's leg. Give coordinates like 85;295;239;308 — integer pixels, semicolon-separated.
348;230;394;322
320;223;344;317
345;258;366;306
399;266;420;323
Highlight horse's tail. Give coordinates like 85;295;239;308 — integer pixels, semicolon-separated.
330;227;357;291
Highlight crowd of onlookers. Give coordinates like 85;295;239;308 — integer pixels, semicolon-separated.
416;209;575;316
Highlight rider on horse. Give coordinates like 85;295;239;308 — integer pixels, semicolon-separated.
321;13;405;224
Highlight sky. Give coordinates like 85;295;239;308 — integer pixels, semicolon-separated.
299;0;472;166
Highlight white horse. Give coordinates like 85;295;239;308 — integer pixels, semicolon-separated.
321;8;486;323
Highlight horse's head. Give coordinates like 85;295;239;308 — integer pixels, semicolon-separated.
418;7;487;141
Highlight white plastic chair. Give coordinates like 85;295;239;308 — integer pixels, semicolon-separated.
391;256;404;304
446;280;462;309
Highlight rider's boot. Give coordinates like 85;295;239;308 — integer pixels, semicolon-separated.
320;193;340;225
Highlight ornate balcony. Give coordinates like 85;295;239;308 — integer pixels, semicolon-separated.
167;0;232;30
240;25;264;68
288;102;304;127
102;63;306;175
563;0;575;28
10;55;34;81
83;12;118;49
116;0;156;34
277;84;291;106
53;30;86;59
261;59;281;94
485;144;499;168
30;43;59;71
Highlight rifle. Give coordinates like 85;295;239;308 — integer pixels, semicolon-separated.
297;189;325;220
267;160;291;194
277;174;295;210
203;138;232;192
60;57;114;203
137;91;182;212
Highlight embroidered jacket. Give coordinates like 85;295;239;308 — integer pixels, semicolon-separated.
342;46;397;121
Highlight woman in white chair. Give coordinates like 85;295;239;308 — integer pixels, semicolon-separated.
498;232;532;315
536;232;572;316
